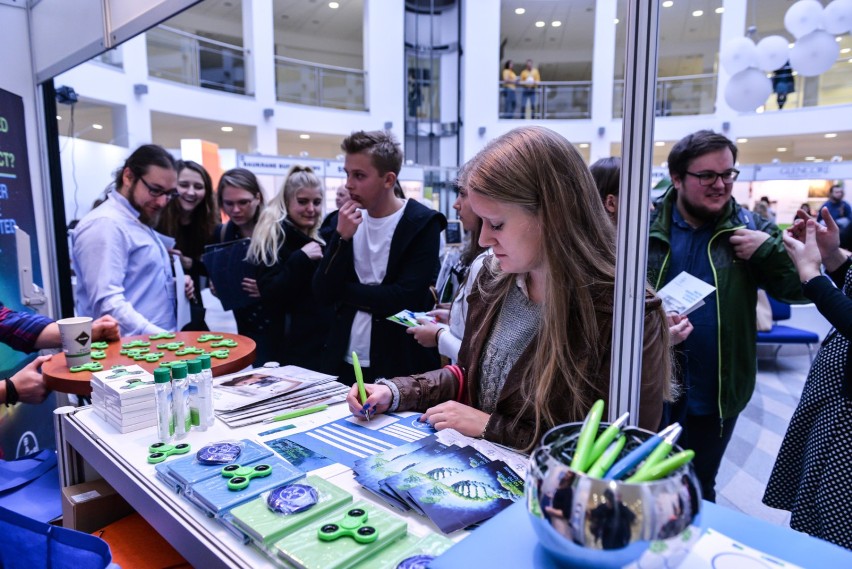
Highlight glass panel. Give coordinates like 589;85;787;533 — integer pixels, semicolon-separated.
275;59;366;111
540;83;592;119
613;75;716;118
147;27;199;87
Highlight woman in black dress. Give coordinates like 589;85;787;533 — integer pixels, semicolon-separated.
763;208;852;549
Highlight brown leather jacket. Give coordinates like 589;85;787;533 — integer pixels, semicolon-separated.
384;272;669;451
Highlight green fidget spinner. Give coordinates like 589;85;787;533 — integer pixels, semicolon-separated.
209;349;230;359
91;341;109;350
121;340;151;349
221;463;272;491
91;350;107;359
210;339;237;348
157;342;185;351
120;347;150;356
196;334;223;342
131;352;165;362
148;332;176;340
70;362;104;373
175;346;205;356
158;360;186;369
317;508;378;544
147;442;191;464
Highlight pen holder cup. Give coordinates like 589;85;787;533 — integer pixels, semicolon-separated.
525;422;702;568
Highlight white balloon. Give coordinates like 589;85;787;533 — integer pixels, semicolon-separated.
790;30;840;76
756;36;791;72
822;0;852;34
724;68;773;112
720;37;758;75
784;0;825;39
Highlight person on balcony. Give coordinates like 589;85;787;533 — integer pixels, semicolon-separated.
519;59;540;119
501;60;518;119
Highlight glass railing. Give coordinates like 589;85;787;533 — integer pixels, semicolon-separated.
275;56;367;111
762;58;852;111
613;74;717;118
500;81;593;119
146;26;249;95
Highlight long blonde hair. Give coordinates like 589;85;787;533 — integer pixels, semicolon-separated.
248;165;323;266
460;126;671;449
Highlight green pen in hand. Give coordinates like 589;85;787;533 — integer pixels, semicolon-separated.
587;411;630;467
587;435;627;479
261;404;329;424
626;449;695;483
352;351;370;421
570;399;605;473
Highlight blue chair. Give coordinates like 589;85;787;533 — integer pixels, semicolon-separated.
756;294;819;363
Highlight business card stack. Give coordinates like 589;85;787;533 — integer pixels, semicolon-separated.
90;365;157;433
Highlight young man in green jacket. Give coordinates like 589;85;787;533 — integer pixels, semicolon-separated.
647;130;806;502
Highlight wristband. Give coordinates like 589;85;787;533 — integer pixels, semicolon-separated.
479;414;491;439
4;377;19;407
434;327;444;346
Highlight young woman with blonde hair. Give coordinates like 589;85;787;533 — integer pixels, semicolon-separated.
249;165;331;370
347;126;672;451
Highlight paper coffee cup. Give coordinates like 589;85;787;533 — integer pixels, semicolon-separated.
57;316;93;367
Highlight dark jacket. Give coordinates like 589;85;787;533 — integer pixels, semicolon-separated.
384;269;669;451
255;220;331;371
647;188;806;419
313;200;446;380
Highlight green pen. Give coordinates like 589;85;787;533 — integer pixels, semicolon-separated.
570;399;605;472
626;449;695;483
628;424;683;482
587;411;630;467
261;404;329;424
352;351;370;421
587;435;627;479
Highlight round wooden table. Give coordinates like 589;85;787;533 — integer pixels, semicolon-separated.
43;331;256;396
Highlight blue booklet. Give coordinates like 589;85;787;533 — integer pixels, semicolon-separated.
201;238;255;311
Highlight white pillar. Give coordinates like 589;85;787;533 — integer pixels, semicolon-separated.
590;0;617;163
122;35;153;147
459;0;500;161
244;0;277;155
715;0;748;127
365;0;405;138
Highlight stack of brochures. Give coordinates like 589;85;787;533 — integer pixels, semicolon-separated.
213;365;349;428
351;430;526;534
90;364;157;433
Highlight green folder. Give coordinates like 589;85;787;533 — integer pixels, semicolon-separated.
273;500;408;569
228;475;352;546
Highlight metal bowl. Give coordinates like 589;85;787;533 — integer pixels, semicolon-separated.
526;422;702;568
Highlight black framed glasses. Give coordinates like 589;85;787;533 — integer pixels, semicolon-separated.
138;176;178;200
685;169;740;187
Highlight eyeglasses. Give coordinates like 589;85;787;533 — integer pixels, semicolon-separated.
138;176;178;200
684;169;740;187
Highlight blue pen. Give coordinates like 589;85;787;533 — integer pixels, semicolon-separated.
602;423;680;481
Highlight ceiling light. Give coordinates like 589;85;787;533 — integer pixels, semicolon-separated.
329;2;339;8
551;21;562;27
535;21;545;27
662;1;673;7
715;7;724;14
654;141;665;147
515;8;525;15
92;124;103;130
736;138;748;143
788;43;794;48
578;143;589;148
804;156;816;161
777;147;787;152
299;134;311;140
56;115;62;120
814;159;825;163
841;48;851;54
825;133;838;138
692;10;704;17
837;36;843;42
221;126;234;132
756;106;765;113
614;18;619;24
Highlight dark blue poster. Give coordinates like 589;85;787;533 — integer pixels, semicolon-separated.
0;87;56;458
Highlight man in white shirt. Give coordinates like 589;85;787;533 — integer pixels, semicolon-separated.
315;130;446;384
72;144;191;336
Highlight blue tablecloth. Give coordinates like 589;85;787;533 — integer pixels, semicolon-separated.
431;500;852;568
